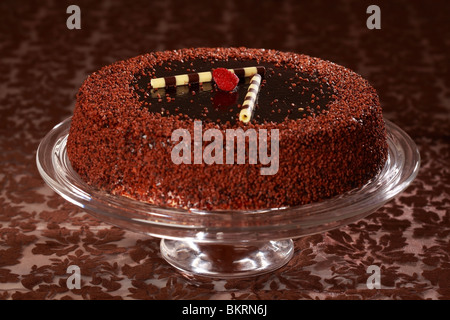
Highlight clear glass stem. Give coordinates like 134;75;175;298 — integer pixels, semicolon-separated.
160;239;294;278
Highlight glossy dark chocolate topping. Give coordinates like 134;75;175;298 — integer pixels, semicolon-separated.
132;59;334;125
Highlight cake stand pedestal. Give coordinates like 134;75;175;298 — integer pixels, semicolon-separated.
37;117;420;279
160;239;294;278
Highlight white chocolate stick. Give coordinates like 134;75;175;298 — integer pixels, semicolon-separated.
239;74;262;123
150;66;265;89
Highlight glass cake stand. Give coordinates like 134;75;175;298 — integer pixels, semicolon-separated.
36;117;420;278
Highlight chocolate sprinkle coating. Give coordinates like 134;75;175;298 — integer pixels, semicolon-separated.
67;47;388;210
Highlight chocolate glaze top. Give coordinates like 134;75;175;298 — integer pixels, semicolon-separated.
132;59;334;125
75;47;381;134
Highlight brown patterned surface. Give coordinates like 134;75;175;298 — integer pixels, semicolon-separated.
0;0;449;300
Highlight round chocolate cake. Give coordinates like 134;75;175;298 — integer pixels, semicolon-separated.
67;47;388;210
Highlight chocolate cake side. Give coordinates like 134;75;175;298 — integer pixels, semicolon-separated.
67;47;388;210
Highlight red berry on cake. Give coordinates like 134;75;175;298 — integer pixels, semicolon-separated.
212;68;239;92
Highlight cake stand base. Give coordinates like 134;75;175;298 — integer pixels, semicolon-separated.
160;239;294;278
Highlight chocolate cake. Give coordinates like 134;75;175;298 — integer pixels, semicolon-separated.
67;47;388;210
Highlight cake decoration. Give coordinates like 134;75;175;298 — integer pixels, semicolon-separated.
212;68;239;92
239;73;262;123
149;66;265;89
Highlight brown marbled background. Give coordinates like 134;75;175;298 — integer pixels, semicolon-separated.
0;0;449;299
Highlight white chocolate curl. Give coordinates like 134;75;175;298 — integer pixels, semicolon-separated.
239;74;262;124
150;66;265;89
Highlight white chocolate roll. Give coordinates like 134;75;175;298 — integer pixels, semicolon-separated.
239;74;262;123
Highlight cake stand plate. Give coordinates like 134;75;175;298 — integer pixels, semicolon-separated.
36;118;420;278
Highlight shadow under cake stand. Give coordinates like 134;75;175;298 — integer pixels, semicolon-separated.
36;118;420;279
